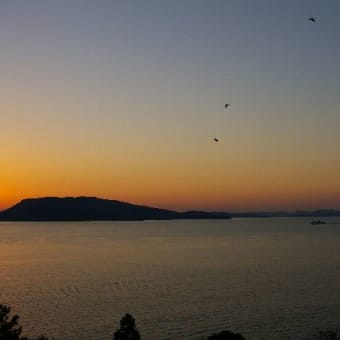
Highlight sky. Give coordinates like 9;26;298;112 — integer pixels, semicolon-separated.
1;0;340;212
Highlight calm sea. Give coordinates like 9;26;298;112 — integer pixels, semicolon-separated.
1;218;340;339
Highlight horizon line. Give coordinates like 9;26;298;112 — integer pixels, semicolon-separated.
1;196;340;214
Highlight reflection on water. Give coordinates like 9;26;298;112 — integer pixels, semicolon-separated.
1;218;340;339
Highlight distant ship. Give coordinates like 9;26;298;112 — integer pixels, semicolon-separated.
310;220;326;225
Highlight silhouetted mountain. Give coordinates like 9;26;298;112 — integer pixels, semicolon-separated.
0;197;230;221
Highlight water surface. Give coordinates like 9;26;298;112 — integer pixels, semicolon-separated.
1;218;340;339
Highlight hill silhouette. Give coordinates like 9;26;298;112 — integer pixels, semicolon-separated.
0;197;230;221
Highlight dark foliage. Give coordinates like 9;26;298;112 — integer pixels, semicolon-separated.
113;313;141;340
0;304;55;340
206;330;246;340
0;304;23;340
6;303;339;340
317;330;340;340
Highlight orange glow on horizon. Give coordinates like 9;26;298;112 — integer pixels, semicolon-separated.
2;133;340;212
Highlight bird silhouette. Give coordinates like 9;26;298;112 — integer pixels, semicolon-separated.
308;17;316;22
224;104;230;109
214;138;219;142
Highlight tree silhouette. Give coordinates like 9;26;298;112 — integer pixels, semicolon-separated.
317;330;340;340
113;313;141;340
206;330;246;340
0;304;23;340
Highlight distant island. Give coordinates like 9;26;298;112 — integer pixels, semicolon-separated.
1;197;340;222
0;197;231;221
216;209;340;218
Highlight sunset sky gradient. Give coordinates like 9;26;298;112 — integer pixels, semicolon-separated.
1;0;340;211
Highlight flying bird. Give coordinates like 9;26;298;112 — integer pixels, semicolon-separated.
224;104;230;109
213;138;219;142
308;17;316;22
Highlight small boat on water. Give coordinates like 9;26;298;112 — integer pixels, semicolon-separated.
310;220;326;225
